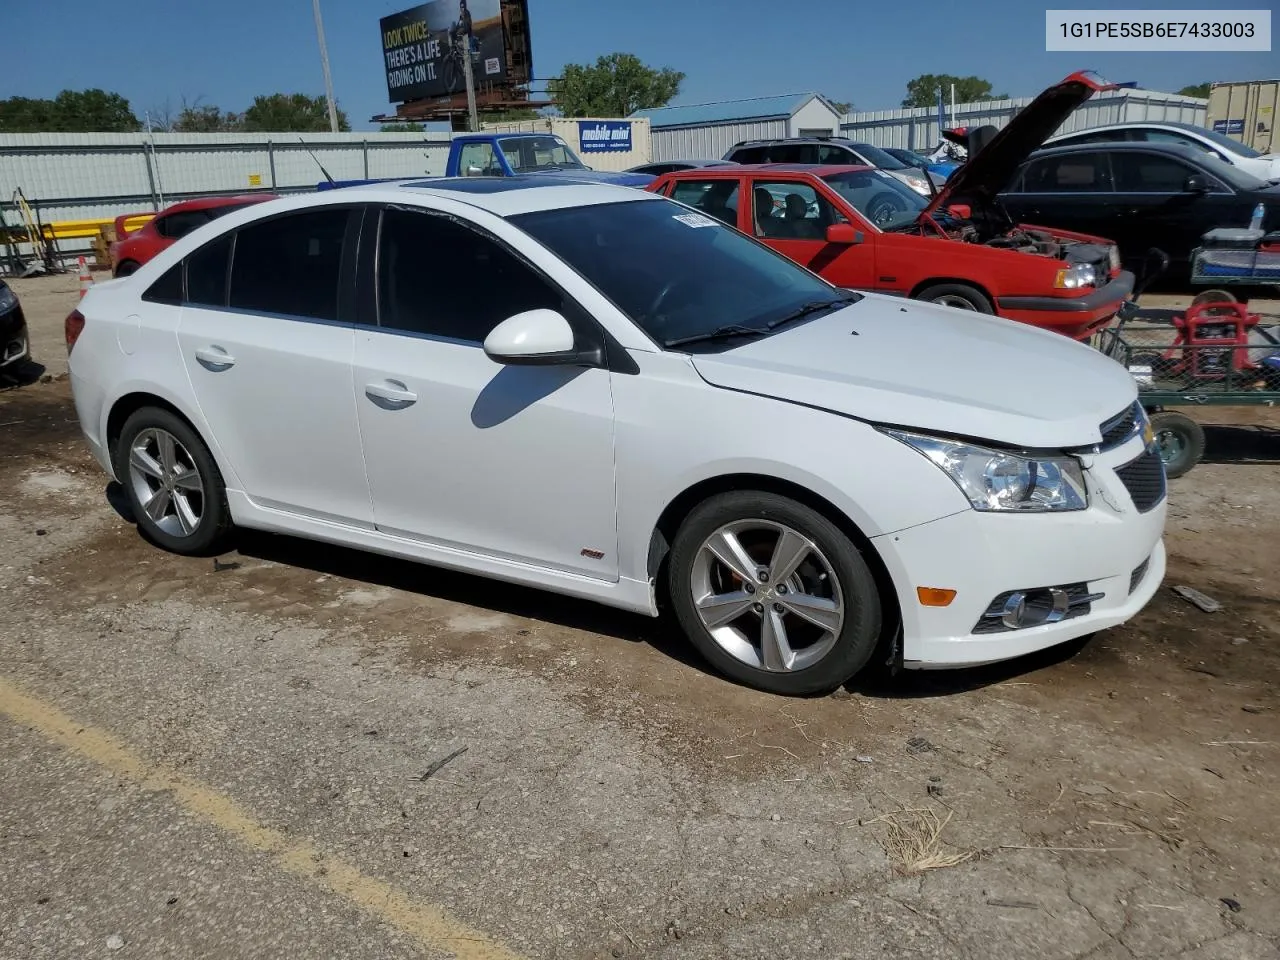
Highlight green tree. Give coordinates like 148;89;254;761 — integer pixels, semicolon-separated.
175;104;244;133
379;122;425;132
902;75;1007;108
242;94;350;133
0;89;139;132
825;97;854;114
549;53;684;118
1177;82;1211;99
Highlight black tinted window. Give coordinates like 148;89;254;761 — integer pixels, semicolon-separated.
142;263;183;305
377;207;563;342
730;146;768;163
156;210;211;239
1021;152;1112;192
229;209;348;321
1111;152;1199;192
185;234;231;307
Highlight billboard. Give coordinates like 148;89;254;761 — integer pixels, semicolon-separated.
380;0;509;103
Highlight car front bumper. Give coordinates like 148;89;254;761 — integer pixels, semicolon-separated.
997;271;1135;339
870;439;1167;669
0;310;29;369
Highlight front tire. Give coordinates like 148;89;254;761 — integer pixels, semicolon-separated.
115;260;140;277
667;491;883;695
915;282;994;313
113;407;233;555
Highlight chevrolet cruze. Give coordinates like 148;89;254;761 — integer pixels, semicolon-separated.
66;177;1167;695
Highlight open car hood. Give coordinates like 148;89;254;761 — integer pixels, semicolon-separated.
922;71;1117;220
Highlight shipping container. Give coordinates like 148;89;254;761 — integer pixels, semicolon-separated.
1207;80;1280;153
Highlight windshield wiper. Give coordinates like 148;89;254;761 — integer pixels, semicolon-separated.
765;296;860;330
664;324;769;348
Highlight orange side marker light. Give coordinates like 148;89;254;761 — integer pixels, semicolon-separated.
916;587;957;607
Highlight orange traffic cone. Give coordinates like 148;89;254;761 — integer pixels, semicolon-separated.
78;256;93;299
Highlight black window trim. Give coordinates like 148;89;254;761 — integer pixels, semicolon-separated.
362;201;635;373
176;203;364;326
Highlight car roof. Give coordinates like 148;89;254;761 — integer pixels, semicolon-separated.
303;176;657;217
162;194;270;214
661;163;874;177
1027;140;1213;162
1053;120;1215;137
733;137;856;146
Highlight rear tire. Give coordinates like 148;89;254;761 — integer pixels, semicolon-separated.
113;407;233;555
1150;411;1204;480
916;282;994;314
667;491;883;696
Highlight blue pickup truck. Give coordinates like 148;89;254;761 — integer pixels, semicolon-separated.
320;131;655;190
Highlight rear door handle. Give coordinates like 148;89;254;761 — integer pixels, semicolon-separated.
194;345;235;371
364;379;418;409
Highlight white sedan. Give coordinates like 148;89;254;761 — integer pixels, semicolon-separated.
66;177;1167;695
1046;121;1280;182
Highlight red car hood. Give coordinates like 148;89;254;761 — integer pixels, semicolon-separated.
923;71;1117;220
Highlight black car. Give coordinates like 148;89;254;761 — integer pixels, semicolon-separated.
997;141;1280;282
0;278;29;374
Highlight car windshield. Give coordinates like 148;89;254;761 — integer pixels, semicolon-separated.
850;143;909;170
498;136;588;173
1189;126;1263;159
509;198;854;349
820;169;928;229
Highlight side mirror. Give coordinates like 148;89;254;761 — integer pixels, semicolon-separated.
825;223;862;245
948;203;972;220
465;164;484;177
483;309;601;367
1184;175;1208;193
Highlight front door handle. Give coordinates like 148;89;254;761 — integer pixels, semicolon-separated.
364;379;418;409
194;345;235;371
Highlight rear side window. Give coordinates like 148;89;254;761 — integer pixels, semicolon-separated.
729;145;768;163
142;263;183;305
229;209;349;321
156;210;211;239
186;234;232;307
1020;152;1112;192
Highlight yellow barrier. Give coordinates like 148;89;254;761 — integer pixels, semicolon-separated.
1;214;155;244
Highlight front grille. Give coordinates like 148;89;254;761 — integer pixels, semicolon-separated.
1098;403;1139;449
1129;556;1150;595
1115;449;1167;513
973;582;1097;634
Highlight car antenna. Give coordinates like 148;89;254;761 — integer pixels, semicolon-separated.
300;138;336;185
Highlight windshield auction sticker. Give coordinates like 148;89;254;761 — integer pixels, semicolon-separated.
1046;9;1270;50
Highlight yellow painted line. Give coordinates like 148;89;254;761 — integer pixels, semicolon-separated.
0;675;524;960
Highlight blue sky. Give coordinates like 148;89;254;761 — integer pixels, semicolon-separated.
3;0;1276;129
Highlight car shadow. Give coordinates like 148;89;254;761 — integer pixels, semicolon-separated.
230;527;707;671
470;365;585;429
0;359;46;390
1202;423;1280;465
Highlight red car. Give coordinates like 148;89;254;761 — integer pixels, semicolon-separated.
647;72;1134;340
110;194;274;277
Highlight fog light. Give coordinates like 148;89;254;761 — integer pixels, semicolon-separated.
974;582;1104;634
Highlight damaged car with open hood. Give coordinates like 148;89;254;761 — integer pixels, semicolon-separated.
648;72;1134;340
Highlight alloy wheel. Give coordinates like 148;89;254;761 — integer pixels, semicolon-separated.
689;519;845;672
934;294;977;310
127;427;205;537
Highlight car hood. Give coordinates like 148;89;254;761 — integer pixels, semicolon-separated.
688;294;1138;450
923;71;1117;219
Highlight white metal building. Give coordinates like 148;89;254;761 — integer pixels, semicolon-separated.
632;93;842;162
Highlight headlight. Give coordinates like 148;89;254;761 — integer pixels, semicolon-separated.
1054;263;1097;289
0;285;16;312
883;429;1088;512
904;176;931;195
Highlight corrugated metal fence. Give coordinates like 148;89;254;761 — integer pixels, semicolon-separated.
839;88;1208;150
0;131;454;255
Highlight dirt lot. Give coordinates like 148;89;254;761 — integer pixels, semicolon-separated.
2;274;1278;959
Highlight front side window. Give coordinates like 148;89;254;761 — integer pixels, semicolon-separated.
511;197;846;348
752;180;843;240
228;209;349;321
817;143;858;164
849;143;909;170
1020;152;1112;192
459;141;501;175
376;206;564;343
498;136;586;173
1111;152;1203;192
670;179;739;226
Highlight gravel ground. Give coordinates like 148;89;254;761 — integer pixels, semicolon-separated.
1;274;1278;959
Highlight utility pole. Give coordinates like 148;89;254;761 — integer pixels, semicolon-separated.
312;0;340;133
460;19;480;130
